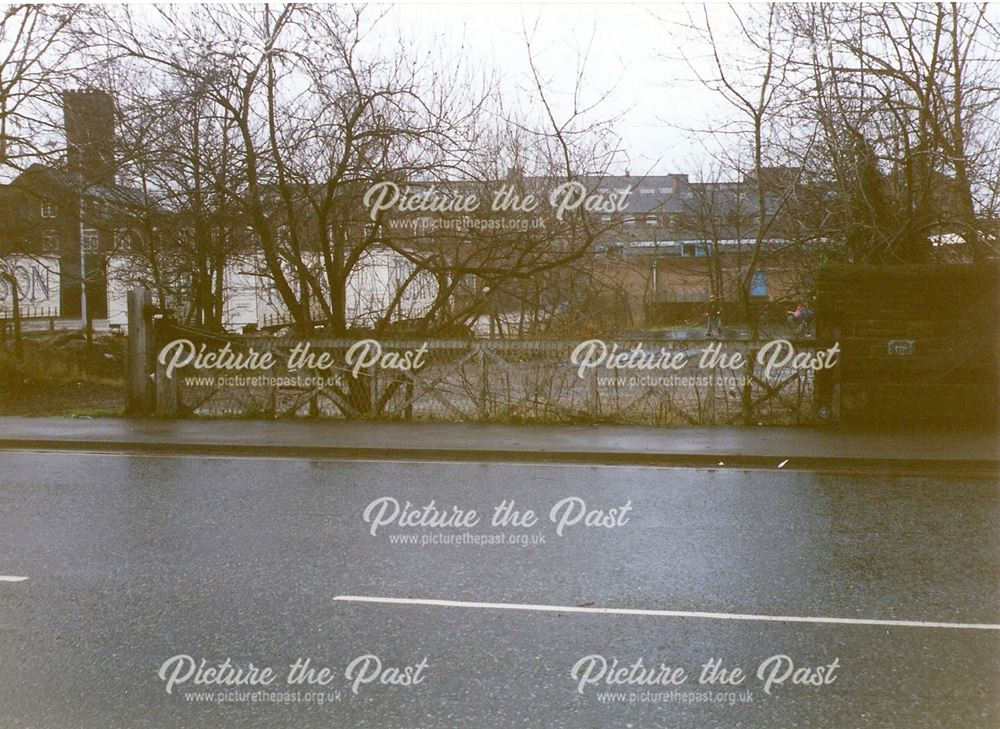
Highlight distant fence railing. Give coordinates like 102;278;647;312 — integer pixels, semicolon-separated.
149;321;825;426
0;304;59;320
0;306;59;342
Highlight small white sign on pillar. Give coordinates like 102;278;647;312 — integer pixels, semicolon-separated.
887;339;916;356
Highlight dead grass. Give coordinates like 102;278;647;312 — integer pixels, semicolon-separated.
0;331;125;416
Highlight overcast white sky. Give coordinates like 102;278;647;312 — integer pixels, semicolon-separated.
383;3;739;177
0;2;752;183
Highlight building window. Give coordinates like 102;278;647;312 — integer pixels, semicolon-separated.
81;227;99;253
40;200;57;218
114;228;134;250
750;270;768;298
41;229;58;252
682;243;696;257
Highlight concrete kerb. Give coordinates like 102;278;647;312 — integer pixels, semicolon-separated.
0;435;994;477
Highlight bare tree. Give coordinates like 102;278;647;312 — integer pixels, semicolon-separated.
663;5;812;333
0;4;87;171
784;3;1000;262
96;4;624;340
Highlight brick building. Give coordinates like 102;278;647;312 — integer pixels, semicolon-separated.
588;171;818;327
0;90;148;320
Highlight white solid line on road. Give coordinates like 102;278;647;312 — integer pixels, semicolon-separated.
0;575;28;582
332;595;1000;632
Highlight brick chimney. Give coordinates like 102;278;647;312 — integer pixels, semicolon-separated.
63;89;116;188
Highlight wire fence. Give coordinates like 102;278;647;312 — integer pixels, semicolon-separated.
157;324;823;425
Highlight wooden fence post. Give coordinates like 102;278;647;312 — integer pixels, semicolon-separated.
830;326;842;423
589;367;600;417
155;358;179;417
478;344;488;419
126;287;155;415
742;344;757;425
369;370;379;416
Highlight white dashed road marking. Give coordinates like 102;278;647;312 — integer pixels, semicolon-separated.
0;575;29;582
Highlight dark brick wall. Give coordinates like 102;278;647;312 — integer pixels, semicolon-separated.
815;264;998;426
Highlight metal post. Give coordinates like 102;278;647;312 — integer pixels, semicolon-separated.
1;273;21;361
79;197;88;330
11;277;20;361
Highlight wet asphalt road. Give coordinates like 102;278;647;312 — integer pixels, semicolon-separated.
0;451;997;728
